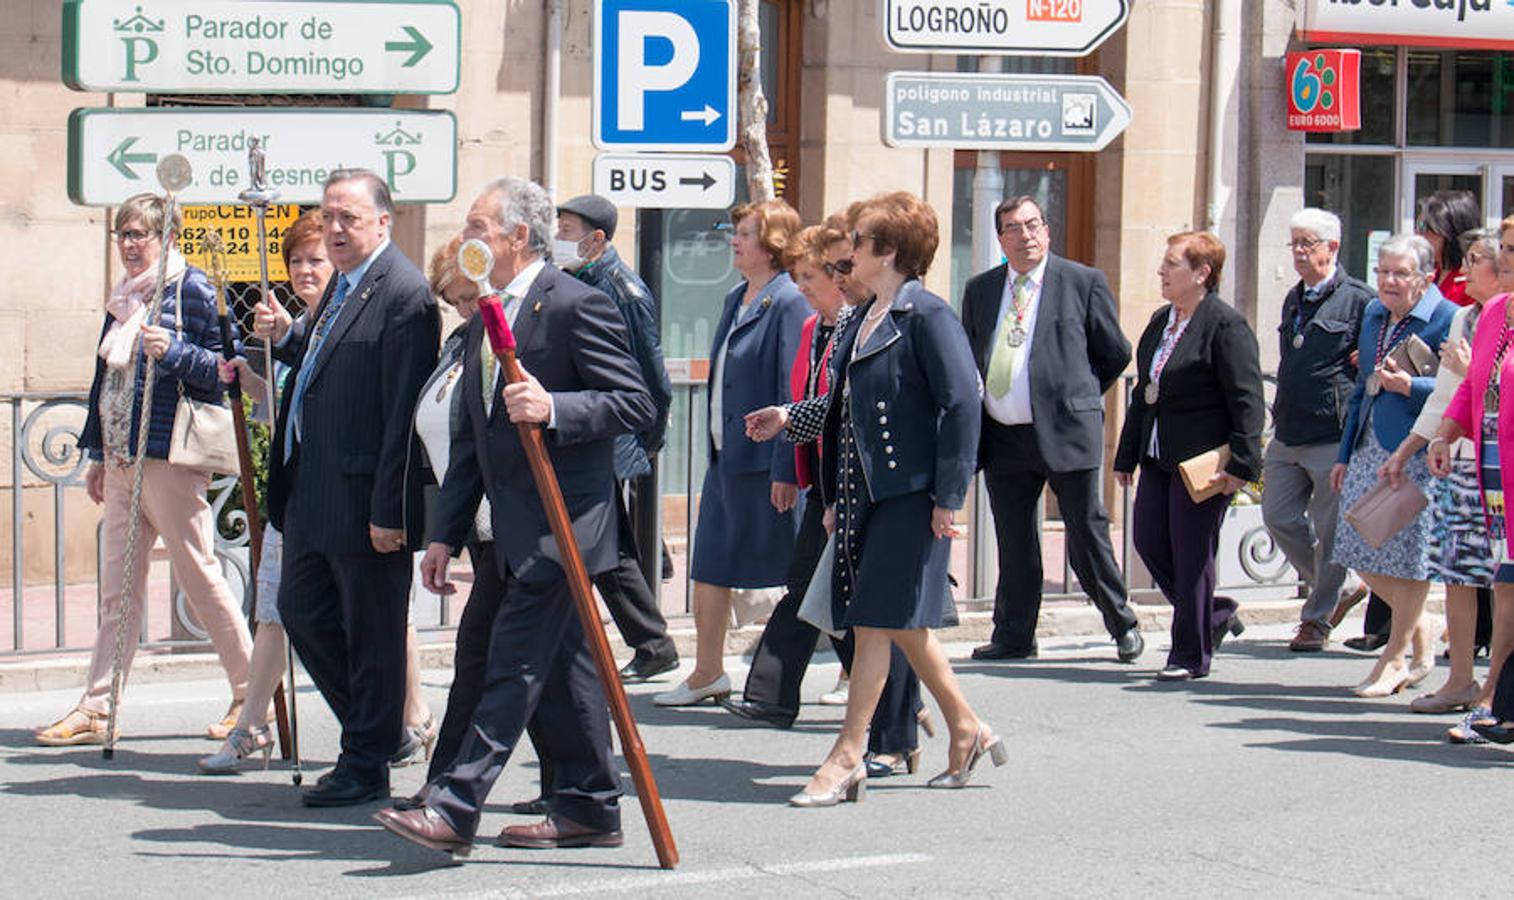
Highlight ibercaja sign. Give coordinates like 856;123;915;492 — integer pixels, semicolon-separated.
1286;49;1361;132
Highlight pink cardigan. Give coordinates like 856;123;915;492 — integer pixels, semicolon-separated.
1444;292;1514;554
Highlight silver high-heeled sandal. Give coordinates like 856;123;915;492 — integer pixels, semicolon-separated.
198;725;273;775
788;763;867;807
926;725;1007;789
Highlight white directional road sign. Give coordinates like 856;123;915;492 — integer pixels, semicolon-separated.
67;108;457;206
883;0;1131;56
62;0;460;94
885;73;1132;152
592;153;736;209
593;0;736;152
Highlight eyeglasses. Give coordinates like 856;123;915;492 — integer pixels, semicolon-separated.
1373;266;1420;282
851;231;880;249
112;229;154;243
1287;237;1325;251
1501;243;1514;256
999;219;1045;235
1466;251;1492;266
824;258;855;277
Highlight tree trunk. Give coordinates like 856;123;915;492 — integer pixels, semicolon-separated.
737;0;775;203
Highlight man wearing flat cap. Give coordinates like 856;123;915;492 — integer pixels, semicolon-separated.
554;194;678;683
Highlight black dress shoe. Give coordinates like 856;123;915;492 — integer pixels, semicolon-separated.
392;790;429;812
1470;719;1514;744
720;698;797;729
302;773;388;807
1115;628;1145;663
619;655;679;684
509;796;550;816
971;642;1038;661
1343;633;1389;653
1211;615;1245;651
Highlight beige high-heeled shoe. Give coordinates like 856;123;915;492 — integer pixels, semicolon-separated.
788;763;867;807
927;725;1007;789
1352;664;1410;698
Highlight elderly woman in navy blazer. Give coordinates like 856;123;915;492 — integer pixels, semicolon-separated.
655;200;810;707
748;191;1003;806
1330;233;1457;697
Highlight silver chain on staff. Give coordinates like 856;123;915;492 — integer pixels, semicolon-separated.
103;154;194;759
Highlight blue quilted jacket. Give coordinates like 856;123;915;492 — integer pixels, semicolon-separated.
79;267;235;461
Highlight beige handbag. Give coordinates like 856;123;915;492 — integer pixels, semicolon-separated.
166;276;239;475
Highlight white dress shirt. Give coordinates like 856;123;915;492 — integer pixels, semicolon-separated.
983;256;1049;426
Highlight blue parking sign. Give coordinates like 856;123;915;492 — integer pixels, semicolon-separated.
593;0;736;152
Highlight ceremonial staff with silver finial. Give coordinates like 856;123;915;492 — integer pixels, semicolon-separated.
238;138;304;786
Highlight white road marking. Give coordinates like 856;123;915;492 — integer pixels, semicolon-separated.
423;852;932;899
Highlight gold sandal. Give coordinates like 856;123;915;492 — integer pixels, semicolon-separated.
35;706;109;747
206;700;244;741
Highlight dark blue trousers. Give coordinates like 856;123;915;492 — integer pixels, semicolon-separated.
1131;465;1237;677
428;574;620;839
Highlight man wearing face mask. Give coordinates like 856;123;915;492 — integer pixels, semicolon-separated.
554;194;678;684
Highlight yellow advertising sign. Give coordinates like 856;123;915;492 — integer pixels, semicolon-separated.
177;204;300;283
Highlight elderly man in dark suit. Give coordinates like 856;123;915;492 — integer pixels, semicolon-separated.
257;169;439;806
961;196;1142;662
376;177;654;855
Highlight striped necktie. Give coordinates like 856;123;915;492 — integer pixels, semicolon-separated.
284;273;351;461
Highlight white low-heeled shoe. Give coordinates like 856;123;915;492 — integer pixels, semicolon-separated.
789;764;867;807
652;673;731;707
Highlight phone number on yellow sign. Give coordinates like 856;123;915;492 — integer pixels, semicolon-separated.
177;204;300;283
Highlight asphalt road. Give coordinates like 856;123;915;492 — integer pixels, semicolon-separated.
3;621;1512;898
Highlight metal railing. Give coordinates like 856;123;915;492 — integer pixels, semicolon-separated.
3;369;1299;660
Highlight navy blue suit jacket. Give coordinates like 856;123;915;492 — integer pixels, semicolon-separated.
431;264;655;584
816;280;982;511
706;273;808;483
268;243;440;555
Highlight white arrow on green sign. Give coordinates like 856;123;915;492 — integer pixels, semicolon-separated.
68;108;458;206
62;0;459;94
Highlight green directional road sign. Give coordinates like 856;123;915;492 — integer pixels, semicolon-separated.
62;0;460;94
68;108;458;206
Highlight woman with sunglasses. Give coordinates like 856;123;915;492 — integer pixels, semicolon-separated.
747;191;995;806
724;220;931;777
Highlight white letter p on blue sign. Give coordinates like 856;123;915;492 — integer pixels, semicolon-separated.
593;0;736;153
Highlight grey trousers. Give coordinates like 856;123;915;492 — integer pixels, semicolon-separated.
1262;439;1349;626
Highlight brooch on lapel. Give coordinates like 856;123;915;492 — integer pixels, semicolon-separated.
761;297;772;309
359;287;373;301
533;301;542;314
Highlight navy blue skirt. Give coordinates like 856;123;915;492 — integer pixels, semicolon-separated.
832;412;950;630
690;457;798;588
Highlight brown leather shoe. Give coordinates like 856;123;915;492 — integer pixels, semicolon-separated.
1289;621;1330;652
497;815;624;849
1327;583;1368;629
373;807;472;856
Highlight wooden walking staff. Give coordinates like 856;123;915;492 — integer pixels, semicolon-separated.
239;138;304;785
458;239;680;870
200;233;293;760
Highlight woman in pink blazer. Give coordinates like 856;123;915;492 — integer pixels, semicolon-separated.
1428;284;1514;743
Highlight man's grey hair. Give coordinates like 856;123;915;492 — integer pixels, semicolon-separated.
480;176;554;258
1377;233;1436;276
1289;207;1341;244
324;168;394;215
